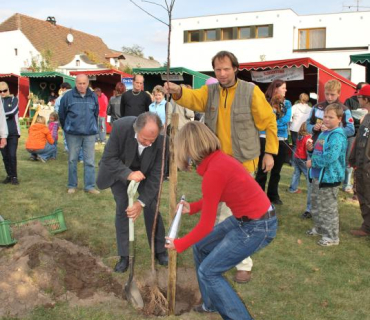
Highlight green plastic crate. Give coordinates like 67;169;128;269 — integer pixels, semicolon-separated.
0;209;67;246
0;220;16;246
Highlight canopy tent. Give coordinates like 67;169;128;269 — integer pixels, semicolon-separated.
70;69;133;133
0;73;29;117
350;53;370;83
20;71;75;104
238;57;356;104
132;67;210;90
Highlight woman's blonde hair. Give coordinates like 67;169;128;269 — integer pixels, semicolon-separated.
298;122;308;136
299;93;309;103
36;116;46;124
175;121;220;170
152;85;165;95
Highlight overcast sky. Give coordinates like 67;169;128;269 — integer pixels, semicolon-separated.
1;0;369;64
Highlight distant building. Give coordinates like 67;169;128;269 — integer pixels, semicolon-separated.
170;9;370;83
0;13;160;75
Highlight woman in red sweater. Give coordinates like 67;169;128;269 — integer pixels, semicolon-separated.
165;122;277;320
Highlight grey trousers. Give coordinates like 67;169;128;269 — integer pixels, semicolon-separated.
311;178;339;241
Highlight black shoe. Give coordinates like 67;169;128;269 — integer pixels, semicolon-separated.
11;177;19;185
301;211;312;219
114;256;129;273
155;252;168;266
2;176;11;184
271;198;283;205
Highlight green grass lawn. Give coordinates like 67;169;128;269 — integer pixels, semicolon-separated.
1;128;369;320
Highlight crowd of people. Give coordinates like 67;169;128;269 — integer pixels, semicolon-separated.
1;49;370;320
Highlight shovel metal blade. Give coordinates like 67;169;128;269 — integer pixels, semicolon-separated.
125;277;144;309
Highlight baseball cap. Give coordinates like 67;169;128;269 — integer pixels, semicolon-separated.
357;84;370;97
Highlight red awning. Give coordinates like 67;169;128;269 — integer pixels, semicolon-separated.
239;57;355;88
69;69;132;78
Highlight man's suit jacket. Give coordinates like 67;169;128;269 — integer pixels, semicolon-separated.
96;116;167;206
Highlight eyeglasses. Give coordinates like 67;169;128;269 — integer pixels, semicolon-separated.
0;89;8;93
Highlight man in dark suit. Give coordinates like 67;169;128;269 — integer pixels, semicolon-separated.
97;112;168;272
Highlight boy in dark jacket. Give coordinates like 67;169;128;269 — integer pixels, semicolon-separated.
349;85;370;237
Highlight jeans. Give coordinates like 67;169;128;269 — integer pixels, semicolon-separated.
343;137;355;190
28;143;56;161
63;131;83;161
1;135;18;178
65;133;96;190
193;214;277;320
96;117;106;143
289;157;308;192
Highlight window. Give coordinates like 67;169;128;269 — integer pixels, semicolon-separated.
239;27;251;39
222;28;233;40
299;28;326;49
14;48;18;56
189;30;200;42
76;60;80;67
333;69;351;80
205;29;216;41
256;25;269;38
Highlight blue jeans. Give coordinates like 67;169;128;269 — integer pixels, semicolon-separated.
96;117;106;143
65;133;96;191
28;143;56;161
193;214;277;320
289;157;308;192
63;130;83;161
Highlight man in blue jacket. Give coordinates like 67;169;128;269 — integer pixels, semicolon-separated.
59;74;100;194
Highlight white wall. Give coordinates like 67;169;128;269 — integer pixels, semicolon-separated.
0;30;39;74
171;9;369;83
58;54;101;75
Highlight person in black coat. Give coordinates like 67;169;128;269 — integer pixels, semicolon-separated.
0;82;20;185
97;112;168;272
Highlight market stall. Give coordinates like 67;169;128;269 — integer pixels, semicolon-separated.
238;57;356;104
132;67;210;91
0;73;29;117
350;53;370;84
20;71;75;104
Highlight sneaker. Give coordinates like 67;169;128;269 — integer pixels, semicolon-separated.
101;141;106;145
271;198;283;205
85;188;100;194
2;176;11;184
343;186;353;193
301;211;312;219
288;188;302;194
306;228;320;236
192;304;215;314
29;156;37;161
10;177;19;185
317;239;339;247
67;188;76;194
79;160;84;163
37;155;46;163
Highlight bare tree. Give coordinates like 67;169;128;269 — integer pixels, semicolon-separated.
129;0;176;316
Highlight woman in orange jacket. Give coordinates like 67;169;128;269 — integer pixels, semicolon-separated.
25;116;56;162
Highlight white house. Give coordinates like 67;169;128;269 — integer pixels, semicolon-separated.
170;9;370;83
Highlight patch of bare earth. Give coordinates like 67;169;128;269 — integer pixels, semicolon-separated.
0;223;218;318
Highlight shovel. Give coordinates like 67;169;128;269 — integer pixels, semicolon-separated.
124;180;144;309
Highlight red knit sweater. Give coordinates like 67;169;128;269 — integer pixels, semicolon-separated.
174;150;271;253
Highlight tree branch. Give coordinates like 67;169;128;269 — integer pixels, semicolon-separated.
141;0;167;11
130;0;169;26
